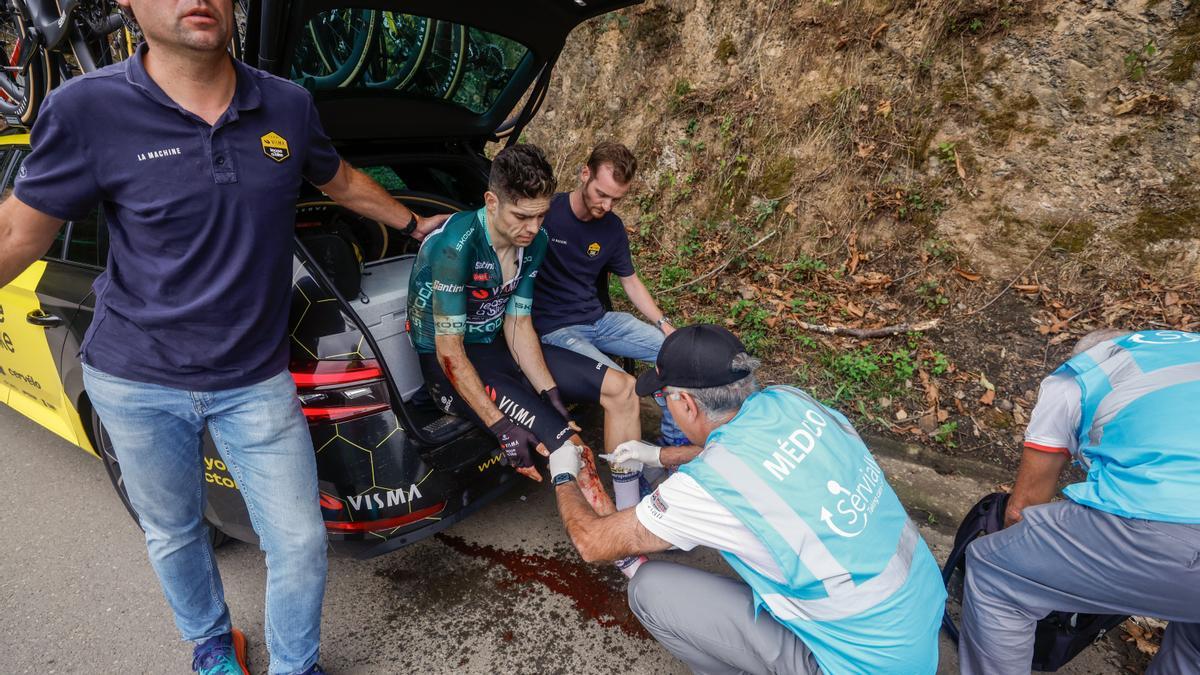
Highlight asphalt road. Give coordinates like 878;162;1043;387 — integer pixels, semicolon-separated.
0;402;1134;674
0;402;703;674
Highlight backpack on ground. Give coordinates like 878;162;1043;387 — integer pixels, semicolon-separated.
940;492;1128;672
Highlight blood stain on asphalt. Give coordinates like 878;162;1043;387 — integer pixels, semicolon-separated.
435;533;650;639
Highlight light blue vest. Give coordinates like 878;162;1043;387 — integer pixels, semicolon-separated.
1054;330;1200;523
680;386;945;675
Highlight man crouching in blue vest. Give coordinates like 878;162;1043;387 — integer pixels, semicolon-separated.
959;329;1200;674
546;325;946;674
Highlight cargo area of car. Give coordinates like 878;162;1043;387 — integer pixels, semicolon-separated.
292;155;486;445
348;256;424;401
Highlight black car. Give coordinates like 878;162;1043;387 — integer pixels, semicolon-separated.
0;0;640;558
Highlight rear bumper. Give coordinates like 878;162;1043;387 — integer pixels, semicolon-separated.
315;420;515;559
326;471;516;559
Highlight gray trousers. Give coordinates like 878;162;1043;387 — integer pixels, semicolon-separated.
960;499;1200;675
627;561;822;675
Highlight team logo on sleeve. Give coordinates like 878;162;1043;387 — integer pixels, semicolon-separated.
648;489;669;518
586;242;601;257
260;132;290;162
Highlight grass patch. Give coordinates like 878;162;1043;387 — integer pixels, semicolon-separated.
1164;5;1200;83
716;35;737;61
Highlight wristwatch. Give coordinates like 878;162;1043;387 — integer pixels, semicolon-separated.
552;472;577;487
655;316;672;330
400;213;419;235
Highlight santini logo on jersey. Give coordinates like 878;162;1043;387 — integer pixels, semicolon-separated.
433;280;464;293
475;261;496;270
137;147;182;161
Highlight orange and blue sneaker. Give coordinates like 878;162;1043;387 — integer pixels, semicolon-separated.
191;628;250;675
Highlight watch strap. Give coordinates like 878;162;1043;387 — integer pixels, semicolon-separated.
400;213;418;235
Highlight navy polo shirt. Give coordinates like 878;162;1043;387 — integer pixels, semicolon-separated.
14;44;341;390
532;192;635;335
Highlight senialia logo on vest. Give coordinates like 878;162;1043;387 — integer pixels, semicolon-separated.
820;454;886;538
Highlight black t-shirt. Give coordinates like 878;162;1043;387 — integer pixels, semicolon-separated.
532;192;635;335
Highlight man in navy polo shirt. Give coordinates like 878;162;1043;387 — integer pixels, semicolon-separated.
533;141;691;456
0;0;445;673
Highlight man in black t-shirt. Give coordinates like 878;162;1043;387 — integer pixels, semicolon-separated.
532;142;688;448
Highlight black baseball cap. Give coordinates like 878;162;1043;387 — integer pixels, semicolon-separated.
635;324;752;397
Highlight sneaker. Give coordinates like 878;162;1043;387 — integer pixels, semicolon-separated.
192;628;250;675
297;665;327;675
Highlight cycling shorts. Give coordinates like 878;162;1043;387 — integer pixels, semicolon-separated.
419;341;610;448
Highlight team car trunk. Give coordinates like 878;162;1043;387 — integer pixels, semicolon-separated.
242;0;643;557
0;2;643;560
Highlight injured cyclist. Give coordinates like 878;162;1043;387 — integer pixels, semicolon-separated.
406;143;641;482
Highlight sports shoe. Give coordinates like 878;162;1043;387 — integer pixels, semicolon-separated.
192;628;250;675
297;664;327;675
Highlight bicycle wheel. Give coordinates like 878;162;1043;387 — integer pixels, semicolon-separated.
0;1;52;126
362;12;430;90
291;8;378;90
405;20;464;99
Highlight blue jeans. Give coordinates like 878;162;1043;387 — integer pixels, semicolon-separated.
541;311;685;444
83;364;326;675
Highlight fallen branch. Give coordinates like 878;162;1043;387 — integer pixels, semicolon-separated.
795;318;940;338
663;230;778;293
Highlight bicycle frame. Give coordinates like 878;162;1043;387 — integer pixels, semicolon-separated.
9;0;122;72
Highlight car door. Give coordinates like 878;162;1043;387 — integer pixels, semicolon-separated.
0;137;101;454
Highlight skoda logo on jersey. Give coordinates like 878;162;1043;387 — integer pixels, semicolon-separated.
1128;330;1200;345
587;242;601;257
260;132;290;162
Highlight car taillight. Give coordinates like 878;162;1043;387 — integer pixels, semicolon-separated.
291;358;390;424
324;502;447;532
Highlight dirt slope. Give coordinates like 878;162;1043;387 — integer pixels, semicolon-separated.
522;0;1199;467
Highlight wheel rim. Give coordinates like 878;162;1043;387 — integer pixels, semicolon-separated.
0;10;33;117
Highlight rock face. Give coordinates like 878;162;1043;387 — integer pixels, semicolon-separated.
525;0;1200;282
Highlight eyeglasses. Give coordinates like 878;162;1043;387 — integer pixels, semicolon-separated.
654;389;682;402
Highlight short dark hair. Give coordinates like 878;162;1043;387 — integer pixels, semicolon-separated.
586;141;638;184
489;144;557;204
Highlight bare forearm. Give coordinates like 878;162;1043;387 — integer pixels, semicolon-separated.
659;444;702;468
556;483;668;562
322;161;415;230
1006;448;1069;526
620;274;665;323
0;231;43;288
504;317;556;393
434;337;504;426
0;200;61;287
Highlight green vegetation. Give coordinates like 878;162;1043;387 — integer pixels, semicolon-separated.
1042;218;1096;253
728;299;773;354
716;35;737;61
669;79;693;112
1164;7;1200;83
916;281;949;309
783;255;828;279
1124;41;1158;81
933;421;959;447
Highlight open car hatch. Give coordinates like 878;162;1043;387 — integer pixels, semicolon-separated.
248;0;643;143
